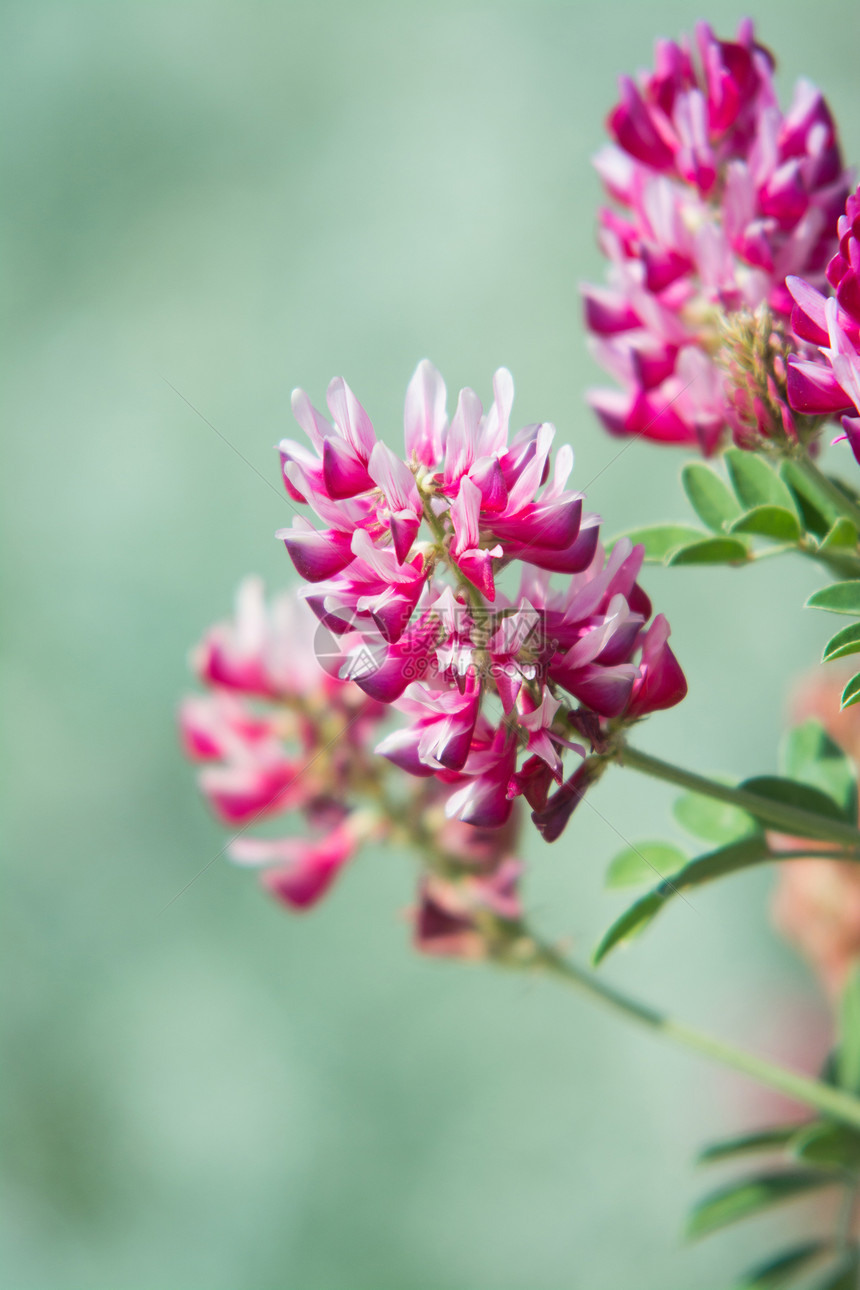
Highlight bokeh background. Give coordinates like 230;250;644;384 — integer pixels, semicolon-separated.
5;2;860;1287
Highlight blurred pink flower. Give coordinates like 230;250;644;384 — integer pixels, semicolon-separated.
413;860;523;960
232;819;367;911
772;669;860;996
773;857;860;998
181;578;386;909
585;19;850;453
181;580;528;947
410;799;524;957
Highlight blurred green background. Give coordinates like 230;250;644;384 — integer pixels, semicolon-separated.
5;2;860;1286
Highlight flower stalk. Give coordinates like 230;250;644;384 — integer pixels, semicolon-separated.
620;743;860;851
791;452;860;535
508;937;860;1131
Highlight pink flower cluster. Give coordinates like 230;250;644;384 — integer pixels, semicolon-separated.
584;19;850;454
787;184;860;463
277;361;687;842
179;578;386;910
180;579;528;949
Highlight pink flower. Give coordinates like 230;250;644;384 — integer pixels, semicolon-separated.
232;819;363;911
516;539;684;722
787;185;860;462
181;579;387;908
770;669;860;996
182;581;530;943
413;859;523;959
375;675;481;775
340;611;439;703
197;754;308;826
772;858;860;998
626;614;688;717
517;690;587;782
449;477;503;601
179;691;277;762
444;727;520;829
397;773;527;957
282;378;377;503
277;363;687;838
531;758;607;844
585;20;850;453
294;526;427;649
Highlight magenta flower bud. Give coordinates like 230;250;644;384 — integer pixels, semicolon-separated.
626;615;688;717
531;760;605;844
507;754;555;812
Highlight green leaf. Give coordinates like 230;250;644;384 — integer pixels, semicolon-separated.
609;524;707;562
668;536;751;566
686;1170;834;1239
781;720;858;824
791;1121;860;1170
820;518;860;552
830;474;860;505
739;775;855;830
698;1126;801;1165
673;790;758;845
681;463;742;532
807;582;860;615
842;673;860;710
593;836;772;964
736;1242;828;1289
838;966;860;1096
726;449;799;514
592;891;669;961
605;841;688;889
780;461;835;537
730;506;802;541
823;622;860;664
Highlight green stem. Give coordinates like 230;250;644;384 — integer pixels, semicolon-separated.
769;850;860;861
748;541;860;581
749;543;797;561
790;453;860;535
380;766;860;1131
621;743;860;851
516;938;860;1131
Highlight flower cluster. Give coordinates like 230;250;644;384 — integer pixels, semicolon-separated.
180;578;527;951
277;361;687;842
179;577;387;910
787;184;860;463
584;19;850;454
